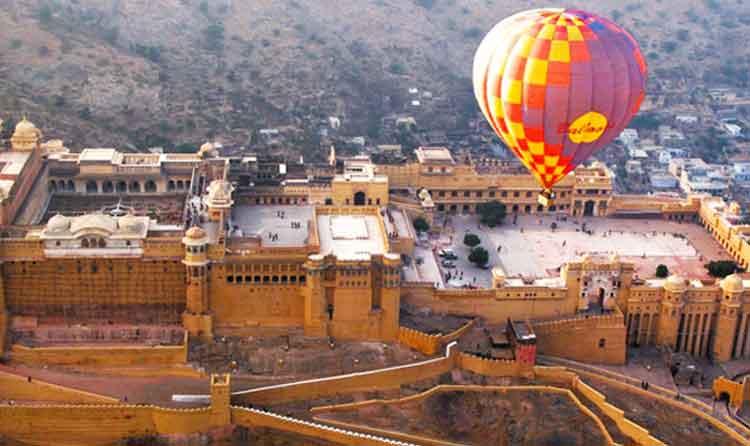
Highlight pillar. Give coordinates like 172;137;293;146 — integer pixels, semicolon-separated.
210;374;231;426
182;228;213;340
714;280;742;362
657;278;686;350
700;314;711;357
735;313;749;358
303;255;326;337
378;253;402;341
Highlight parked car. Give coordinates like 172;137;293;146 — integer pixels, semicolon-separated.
439;248;458;260
441;259;456;268
479;263;492;270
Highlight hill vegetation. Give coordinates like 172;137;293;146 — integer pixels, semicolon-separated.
0;0;747;154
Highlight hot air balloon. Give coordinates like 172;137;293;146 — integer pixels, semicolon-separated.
473;8;647;205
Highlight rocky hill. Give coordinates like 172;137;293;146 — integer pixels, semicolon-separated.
0;0;747;155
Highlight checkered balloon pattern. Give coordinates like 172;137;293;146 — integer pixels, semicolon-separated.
473;9;648;190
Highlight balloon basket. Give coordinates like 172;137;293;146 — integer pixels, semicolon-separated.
538;190;555;207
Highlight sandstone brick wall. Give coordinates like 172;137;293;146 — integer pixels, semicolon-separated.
10;333;187;366
0;370;119;404
232;342;460;406
533;312;626;365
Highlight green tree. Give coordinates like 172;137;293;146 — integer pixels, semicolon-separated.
477;201;507;228
463;233;481;248
706;260;741;278
468;247;489;267
413;216;430;233
655;264;669;278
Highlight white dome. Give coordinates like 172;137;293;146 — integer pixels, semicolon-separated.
47;213;71;233
70;213;117;235
14;118;39;136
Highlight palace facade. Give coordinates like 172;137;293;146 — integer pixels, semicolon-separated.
2;118;750;365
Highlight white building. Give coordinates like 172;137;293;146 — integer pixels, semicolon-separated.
618;128;639;146
724;123;743;137
733;162;750;184
675;115;698;125
650;173;678;189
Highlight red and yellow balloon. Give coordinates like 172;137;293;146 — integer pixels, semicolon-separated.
473;9;647;195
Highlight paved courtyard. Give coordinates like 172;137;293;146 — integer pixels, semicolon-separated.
442;214;731;282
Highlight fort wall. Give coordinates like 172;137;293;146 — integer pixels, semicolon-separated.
0;370;119;404
231;406;417;446
9;333;188;366
532;312;626;365
3;258;186;317
401;285;574;324
0;404;219;446
232;342;460;406
309;385;613;446
397;319;475;356
541;361;750;445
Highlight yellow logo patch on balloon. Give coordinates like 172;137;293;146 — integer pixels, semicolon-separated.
568;112;608;144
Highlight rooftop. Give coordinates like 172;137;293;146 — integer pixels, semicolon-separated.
231;205;313;247
416;146;455;165
0;151;32;197
317;213;386;260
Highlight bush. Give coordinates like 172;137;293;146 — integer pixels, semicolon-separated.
468;247;489;267
463;233;481;248
413;217;430;233
477;201;507;227
706;260;741;278
656;264;669;278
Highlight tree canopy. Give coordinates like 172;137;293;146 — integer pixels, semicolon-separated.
463;233;481;247
705;260;741;278
477;201;507;228
413;216;430;233
468;246;489;266
655;264;669;278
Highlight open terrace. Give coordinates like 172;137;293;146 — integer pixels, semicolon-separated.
433;214;731;287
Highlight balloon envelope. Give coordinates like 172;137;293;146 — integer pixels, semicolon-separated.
473;8;647;190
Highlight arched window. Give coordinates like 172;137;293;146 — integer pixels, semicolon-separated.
49;181;58;192
116;181;127;193
145;180;157;193
86;181;98;194
81;239;90;248
57;180;65;191
102;181;114;193
167;180;176;191
66;180;75;192
177;180;184;190
130;181;141;193
98;238;106;248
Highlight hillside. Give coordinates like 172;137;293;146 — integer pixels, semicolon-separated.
0;0;747;156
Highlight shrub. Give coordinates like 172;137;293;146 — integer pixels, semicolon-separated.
656;264;669;278
463;233;481;248
413;217;430;233
706;260;741;278
477;201;507;227
468;247;489;267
